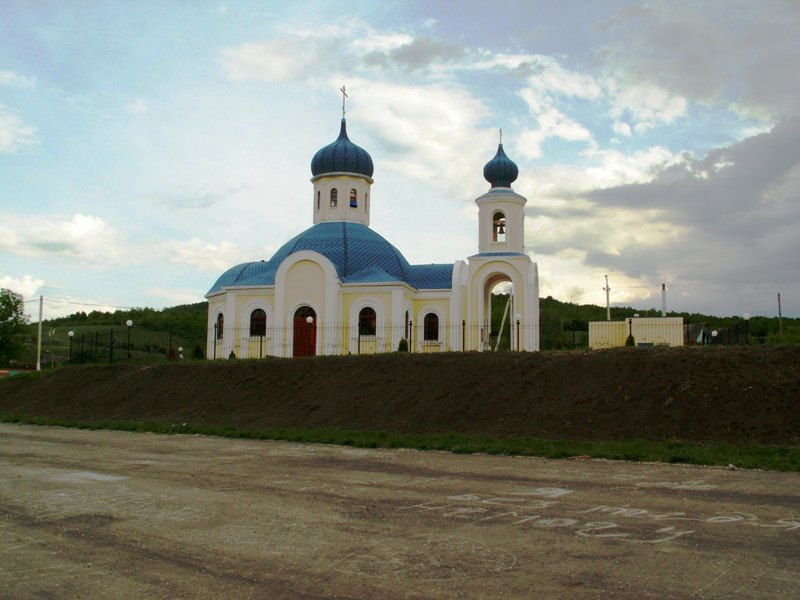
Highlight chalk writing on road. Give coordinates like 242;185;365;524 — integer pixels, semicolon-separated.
398;492;800;544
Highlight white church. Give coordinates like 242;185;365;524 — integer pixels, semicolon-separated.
206;101;540;358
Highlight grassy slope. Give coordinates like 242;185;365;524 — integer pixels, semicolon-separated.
2;346;799;471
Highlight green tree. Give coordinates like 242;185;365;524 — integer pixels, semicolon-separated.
0;288;29;365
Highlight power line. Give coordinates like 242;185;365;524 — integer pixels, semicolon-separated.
23;297;135;310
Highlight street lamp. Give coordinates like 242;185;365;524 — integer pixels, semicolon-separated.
306;315;314;356
514;314;521;351
743;313;750;345
126;319;133;362
178;346;184;360
711;330;718;345
68;330;74;363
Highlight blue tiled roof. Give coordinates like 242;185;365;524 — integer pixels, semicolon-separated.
470;252;528;258
207;260;271;294
206;222;454;295
407;264;454;289
345;265;402;283
311;119;374;178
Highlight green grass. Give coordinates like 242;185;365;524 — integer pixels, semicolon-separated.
2;413;798;471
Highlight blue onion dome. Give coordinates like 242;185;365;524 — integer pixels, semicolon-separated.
311;119;374;178
483;143;519;188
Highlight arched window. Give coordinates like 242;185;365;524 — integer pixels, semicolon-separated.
358;307;376;336
405;310;409;339
493;211;506;242
216;313;224;339
350;189;357;208
424;313;439;341
317;191;320;210
249;308;266;337
330;188;338;207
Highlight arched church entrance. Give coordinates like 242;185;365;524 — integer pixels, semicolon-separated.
482;274;516;351
293;306;317;357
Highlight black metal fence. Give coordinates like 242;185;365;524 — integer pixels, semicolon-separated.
64;326;206;365
49;317;759;367
685;322;755;346
210;322;538;358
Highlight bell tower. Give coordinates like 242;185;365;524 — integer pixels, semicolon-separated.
476;137;526;254
310;87;375;227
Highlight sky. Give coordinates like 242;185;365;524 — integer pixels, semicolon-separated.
1;0;799;321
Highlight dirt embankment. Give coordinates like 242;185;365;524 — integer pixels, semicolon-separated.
1;345;798;444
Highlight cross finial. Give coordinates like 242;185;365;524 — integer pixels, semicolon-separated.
499;128;503;145
340;85;348;118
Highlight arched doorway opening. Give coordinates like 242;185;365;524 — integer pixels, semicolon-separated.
482;276;515;351
293;306;317;357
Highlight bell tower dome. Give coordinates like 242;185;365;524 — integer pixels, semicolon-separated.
476;137;527;254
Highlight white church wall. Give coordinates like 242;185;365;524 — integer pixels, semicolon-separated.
274;250;340;356
312;174;372;226
207;297;225;359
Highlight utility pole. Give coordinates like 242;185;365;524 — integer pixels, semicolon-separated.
661;282;667;317
778;292;783;337
604;275;611;321
36;295;43;371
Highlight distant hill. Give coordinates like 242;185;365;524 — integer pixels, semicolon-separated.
43;302;209;331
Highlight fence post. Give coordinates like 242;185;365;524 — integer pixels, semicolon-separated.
213;323;217;359
462;320;465;352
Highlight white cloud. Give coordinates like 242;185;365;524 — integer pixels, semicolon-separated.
608;79;688;133
524;56;603;100
0;274;45;299
0;70;36;88
349;78;492;193
220;19;463;83
162;238;247;273
516;104;594;160
0;213;124;263
126;98;148;115
221;39;319;83
535;250;660;308
511;57;602;158
0;103;38;153
146;287;206;306
612;121;632;137
583;146;683;187
350;31;414;55
470;51;539;71
144;183;246;210
598;1;800;122
521;145;682;203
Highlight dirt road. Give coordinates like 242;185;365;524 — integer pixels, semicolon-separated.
1;423;798;598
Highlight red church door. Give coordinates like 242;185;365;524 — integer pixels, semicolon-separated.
293;306;317;357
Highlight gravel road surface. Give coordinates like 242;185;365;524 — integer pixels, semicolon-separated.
1;423;798;598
